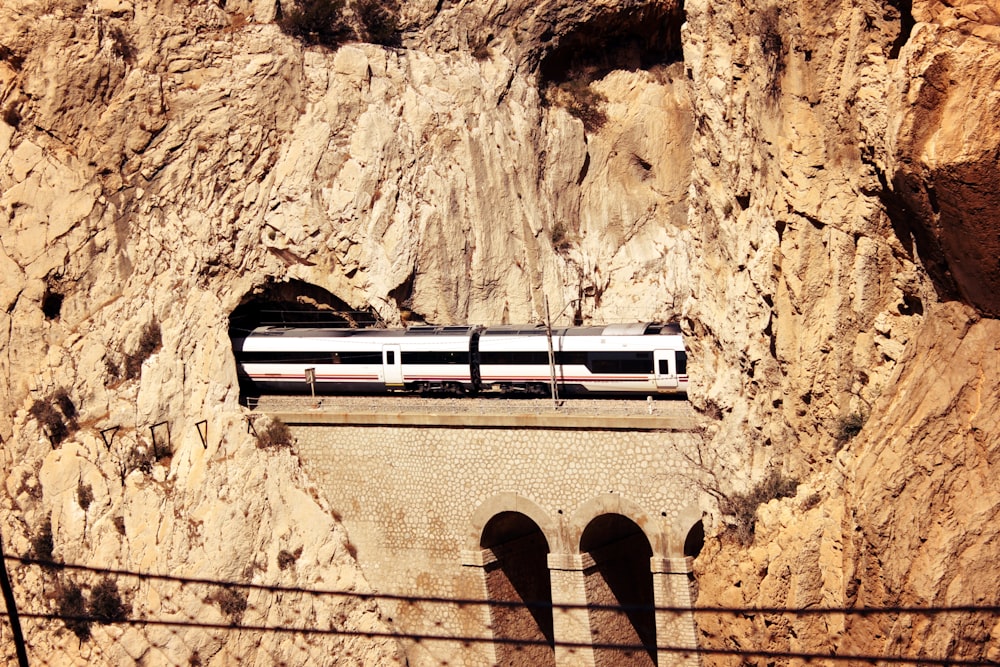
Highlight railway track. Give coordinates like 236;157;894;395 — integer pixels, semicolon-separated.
251;394;698;423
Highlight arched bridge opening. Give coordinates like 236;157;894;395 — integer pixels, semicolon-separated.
581;514;657;666
480;512;556;666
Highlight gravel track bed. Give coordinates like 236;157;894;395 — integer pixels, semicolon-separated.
253;394;696;419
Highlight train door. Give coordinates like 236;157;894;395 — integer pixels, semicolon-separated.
653;349;679;389
383;344;403;387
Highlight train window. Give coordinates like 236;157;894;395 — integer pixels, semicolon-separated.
339;352;382;364
386;350;395;364
240;350;382;364
677;351;687;375
480;351;550;365
587;352;653;374
659;359;669;375
402;351;468;365
556;351;588;365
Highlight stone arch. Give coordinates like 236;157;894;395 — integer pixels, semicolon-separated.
569;493;663;557
477;508;556;666
671;503;704;559
580;513;658;666
467;492;560;554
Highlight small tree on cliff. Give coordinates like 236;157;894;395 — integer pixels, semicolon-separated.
278;0;352;48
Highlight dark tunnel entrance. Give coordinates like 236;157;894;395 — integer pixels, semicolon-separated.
480;512;555;667
581;514;657;666
228;279;379;334
228;279;381;402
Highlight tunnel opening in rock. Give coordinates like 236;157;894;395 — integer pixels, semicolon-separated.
539;1;685;86
229;279;379;333
228;279;381;401
480;512;555;666
580;514;656;666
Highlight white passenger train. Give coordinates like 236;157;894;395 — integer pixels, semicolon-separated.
233;322;688;396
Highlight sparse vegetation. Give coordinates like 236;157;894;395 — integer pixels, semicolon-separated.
277;546;303;570
108;25;135;63
53;388;77;423
57;581;91;642
255;417;294;449
54;577;127;642
31;517;54;562
212;586;248;624
834;410;868;448
124;320;162;380
719;468;799;546
77;482;94;512
801;492;822;511
114;442;154;484
89;578;127;624
550;221;572;250
105;357;122;386
29;388;78;446
278;0;352;48
470;37;491;60
355;0;401;46
543;78;608;132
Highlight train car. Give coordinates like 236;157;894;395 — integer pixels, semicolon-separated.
233;325;480;394
478;322;688;395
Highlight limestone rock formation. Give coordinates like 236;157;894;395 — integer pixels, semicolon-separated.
0;0;998;661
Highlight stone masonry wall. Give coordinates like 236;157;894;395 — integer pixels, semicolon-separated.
291;422;705;666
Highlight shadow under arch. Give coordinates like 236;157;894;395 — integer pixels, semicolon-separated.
580;513;658;666
479;511;556;666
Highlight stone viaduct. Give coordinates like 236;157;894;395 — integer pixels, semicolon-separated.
267;402;707;667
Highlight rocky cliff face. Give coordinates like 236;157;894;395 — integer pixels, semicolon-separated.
1;0;998;662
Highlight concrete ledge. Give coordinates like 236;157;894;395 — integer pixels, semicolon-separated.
269;410;696;431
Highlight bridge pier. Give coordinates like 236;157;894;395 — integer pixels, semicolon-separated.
652;557;702;667
549;553;598;666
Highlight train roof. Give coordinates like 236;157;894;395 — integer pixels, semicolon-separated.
248;325;480;338
481;322;681;336
245;323;680;338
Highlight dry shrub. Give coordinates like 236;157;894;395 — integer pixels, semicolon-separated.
124;320;162;380
256;418;293;449
212;587;248;624
2;101;20;127
29;388;77;446
57;581;91;642
720;468;798;546
834;410;868;448
31;517;54;562
89;578;127;624
278;0;352;48
355;0;400;46
278;547;303;570
544;78;608;132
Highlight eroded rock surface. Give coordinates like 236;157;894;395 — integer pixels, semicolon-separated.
1;0;999;661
